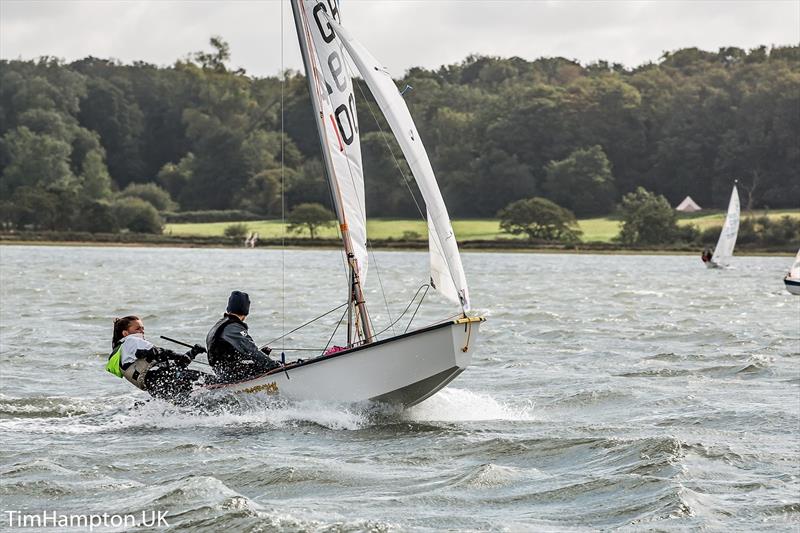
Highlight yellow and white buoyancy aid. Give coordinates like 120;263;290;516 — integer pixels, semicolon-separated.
105;334;155;390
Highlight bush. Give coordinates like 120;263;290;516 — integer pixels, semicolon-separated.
74;200;117;233
498;197;582;242
674;223;700;244
287;203;335;239
112;197;163;234
700;225;722;245
617;187;678;245
118;183;178;212
738;215;800;246
224;223;249;239
700;216;800;247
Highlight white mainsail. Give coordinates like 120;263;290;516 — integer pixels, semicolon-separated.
295;0;368;283
711;184;740;267
789;249;800;280
324;14;470;311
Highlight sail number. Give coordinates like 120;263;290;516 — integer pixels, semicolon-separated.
312;0;357;146
313;0;339;43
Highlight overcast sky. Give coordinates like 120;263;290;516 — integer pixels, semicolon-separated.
1;0;798;78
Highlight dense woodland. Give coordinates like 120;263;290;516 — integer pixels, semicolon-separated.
0;40;798;234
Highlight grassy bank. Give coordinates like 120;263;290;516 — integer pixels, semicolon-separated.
165;210;800;243
3;210;796;254
2;231;795;255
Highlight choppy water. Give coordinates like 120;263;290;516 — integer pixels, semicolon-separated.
0;245;798;531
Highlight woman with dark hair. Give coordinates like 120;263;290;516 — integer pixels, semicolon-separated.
106;316;208;402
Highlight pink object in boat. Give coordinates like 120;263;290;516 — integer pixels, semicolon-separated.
324;345;346;356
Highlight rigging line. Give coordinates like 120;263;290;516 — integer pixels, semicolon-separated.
280;0;285;354
261;302;348;347
369;284;430;338
404;284;429;333
353;72;426;223
321;304;349;356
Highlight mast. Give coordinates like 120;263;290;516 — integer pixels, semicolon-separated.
290;0;373;344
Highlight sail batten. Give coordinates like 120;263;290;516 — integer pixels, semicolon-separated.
711;184;740;267
325;14;471;311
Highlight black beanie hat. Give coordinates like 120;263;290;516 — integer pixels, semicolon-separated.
226;291;250;316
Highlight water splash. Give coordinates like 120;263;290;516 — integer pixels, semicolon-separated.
405;388;535;422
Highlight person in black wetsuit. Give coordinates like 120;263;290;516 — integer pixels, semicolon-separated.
205;291;279;382
106;316;209;403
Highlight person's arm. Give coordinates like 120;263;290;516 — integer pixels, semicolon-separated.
135;345;204;367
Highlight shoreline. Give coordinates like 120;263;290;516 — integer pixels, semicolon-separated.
0;233;795;256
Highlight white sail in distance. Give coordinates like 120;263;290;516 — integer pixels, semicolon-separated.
324;14;470;311
711;184;740;267
296;0;367;283
789;249;800;279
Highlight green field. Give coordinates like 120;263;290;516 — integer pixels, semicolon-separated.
676;209;800;231
165;210;800;243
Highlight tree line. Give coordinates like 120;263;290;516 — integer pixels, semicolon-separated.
0;39;798;234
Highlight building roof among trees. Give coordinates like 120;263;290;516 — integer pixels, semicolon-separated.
676;196;702;212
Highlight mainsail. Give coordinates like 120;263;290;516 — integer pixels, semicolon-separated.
292;0;367;283
711;184;740;267
324;14;471;311
292;0;372;341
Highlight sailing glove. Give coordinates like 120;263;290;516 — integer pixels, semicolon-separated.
188;344;206;357
260;346;272;356
175;353;194;367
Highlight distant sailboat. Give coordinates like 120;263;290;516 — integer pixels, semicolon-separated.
702;183;740;269
784;249;800;295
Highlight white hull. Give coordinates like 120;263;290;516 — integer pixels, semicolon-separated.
785;278;800;295
198;317;484;407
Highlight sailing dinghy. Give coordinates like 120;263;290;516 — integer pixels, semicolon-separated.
197;0;484;406
703;183;740;269
784;249;800;295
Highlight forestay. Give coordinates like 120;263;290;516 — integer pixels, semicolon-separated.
296;0;368;283
711;184;740;267
325;14;471;311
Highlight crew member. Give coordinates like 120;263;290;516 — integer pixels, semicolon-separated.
205;291;279;382
106;315;207;402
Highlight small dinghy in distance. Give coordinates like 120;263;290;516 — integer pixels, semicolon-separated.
784;249;800;295
194;0;484;407
703;183;740;269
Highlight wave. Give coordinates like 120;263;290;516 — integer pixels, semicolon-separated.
448;463;519;488
405;388;535;422
0;387;533;436
0;396;105;418
619;354;774;379
118;474;396;532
